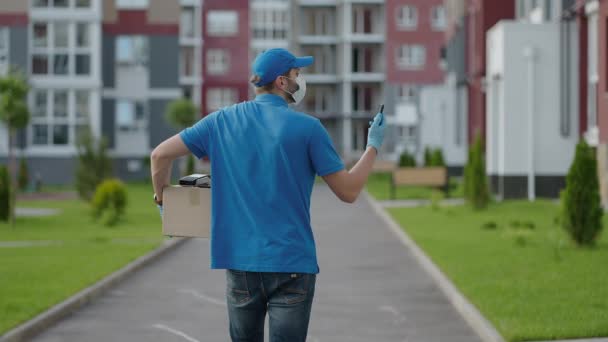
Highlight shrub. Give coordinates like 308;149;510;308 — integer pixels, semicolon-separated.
560;140;603;246
0;165;9;222
431;148;445;167
18;158;28;191
464;133;489;210
399;151;416;167
424;147;432;166
91;179;128;226
76;130;112;202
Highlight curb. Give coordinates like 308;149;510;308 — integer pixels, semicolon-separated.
0;237;188;342
363;190;506;342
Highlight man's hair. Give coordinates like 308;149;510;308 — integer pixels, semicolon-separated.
249;69;292;92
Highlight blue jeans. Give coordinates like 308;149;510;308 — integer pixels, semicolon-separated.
225;269;316;342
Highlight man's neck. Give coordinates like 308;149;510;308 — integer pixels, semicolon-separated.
257;90;292;104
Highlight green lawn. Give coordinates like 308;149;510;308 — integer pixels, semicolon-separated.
0;183;165;334
387;201;608;341
366;172;464;200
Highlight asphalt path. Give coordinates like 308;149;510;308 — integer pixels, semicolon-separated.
32;184;482;342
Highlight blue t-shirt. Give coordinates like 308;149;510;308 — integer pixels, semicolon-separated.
179;93;344;274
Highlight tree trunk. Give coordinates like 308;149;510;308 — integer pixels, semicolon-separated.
8;128;16;227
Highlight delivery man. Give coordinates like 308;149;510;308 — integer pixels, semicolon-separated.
150;48;386;342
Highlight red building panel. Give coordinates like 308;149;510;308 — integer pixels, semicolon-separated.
466;0;514;145
598;0;608;143
201;0;250;117
102;10;178;35
385;0;445;85
0;13;27;26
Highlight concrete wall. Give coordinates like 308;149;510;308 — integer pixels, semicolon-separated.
486;21;578;198
419;82;467;168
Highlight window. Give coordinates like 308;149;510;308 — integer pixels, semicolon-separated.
116;100;146;132
353;6;374;34
398;84;417;103
301;8;335;36
33;0;49;7
431;6;446;30
251;8;288;39
207;49;229;75
180;47;195;77
116;36;148;66
75;90;89;118
207;10;238;36
352;85;373;112
75;0;91;8
30;89;91;146
33;23;48;48
397;45;426;69
53;0;69;8
0;28;8;75
396;6;417;30
76;23;89;48
207;88;237;111
116;0;148;9
31;22;92;76
181;7;195;38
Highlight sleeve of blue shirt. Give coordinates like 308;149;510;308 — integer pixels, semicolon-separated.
179;113;214;159
309;119;345;176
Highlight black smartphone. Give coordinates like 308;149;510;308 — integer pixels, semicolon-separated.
370;104;385;127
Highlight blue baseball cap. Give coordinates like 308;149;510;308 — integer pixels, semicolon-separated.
251;48;314;87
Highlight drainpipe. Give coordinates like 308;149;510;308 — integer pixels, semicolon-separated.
523;46;536;201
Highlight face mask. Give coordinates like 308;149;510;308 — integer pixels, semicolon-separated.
281;75;307;105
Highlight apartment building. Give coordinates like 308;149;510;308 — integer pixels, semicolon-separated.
0;0;182;184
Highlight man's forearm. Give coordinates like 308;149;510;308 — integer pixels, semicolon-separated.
151;155;173;201
346;146;377;198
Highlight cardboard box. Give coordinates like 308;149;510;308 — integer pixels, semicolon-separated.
162;185;211;238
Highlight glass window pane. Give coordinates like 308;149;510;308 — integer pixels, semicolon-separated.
52;125;69;145
116;37;132;62
76;23;89;48
76;54;90;75
75;124;90;142
75;0;90;8
33;23;48;48
135;102;145;120
53;91;68;118
53;0;69;8
33;124;48;145
33;90;48;117
33;0;49;7
53;54;69;75
54;22;69;48
116;100;134;131
75;90;89;118
32;55;49;74
0;29;7;50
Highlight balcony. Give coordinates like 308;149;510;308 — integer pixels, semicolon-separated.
305;74;340;84
298;0;338;7
298;35;340;45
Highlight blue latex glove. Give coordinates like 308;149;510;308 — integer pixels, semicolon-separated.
367;112;386;153
157;204;163;218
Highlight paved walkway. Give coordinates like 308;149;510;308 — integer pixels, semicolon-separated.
31;184;482;342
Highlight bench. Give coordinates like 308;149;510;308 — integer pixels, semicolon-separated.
390;167;449;200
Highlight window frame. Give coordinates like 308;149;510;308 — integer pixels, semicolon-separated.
396;5;417;30
207;10;239;37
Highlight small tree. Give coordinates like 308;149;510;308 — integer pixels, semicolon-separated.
0;71;30;225
424;147;433;166
399;151;416;167
75;130;112;202
0;165;9;222
560;140;603;246
165;98;198;175
431;148;445;167
464;134;489;209
91;179;128;226
18;158;28;191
